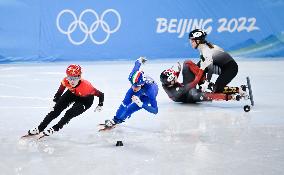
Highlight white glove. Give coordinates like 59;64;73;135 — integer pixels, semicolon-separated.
94;105;103;112
171;62;181;72
137;56;147;64
200;57;212;70
132;95;143;107
200;80;210;92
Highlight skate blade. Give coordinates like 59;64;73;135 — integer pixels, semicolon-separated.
36;133;46;140
21;134;38;139
98;125;116;132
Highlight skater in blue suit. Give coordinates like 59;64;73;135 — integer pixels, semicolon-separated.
101;57;158;130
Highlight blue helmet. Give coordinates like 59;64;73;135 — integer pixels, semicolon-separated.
131;71;145;86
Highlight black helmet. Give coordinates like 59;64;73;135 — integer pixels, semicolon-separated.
189;29;207;42
160;69;177;86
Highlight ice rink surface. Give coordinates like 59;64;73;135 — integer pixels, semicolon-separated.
0;59;284;175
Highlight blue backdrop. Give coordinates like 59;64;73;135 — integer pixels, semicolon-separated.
0;0;283;62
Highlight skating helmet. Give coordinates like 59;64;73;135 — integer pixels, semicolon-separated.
66;64;82;77
189;29;207;42
160;69;177;85
131;71;146;87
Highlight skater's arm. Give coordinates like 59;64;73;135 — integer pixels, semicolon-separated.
184;69;204;90
53;83;65;102
200;50;213;71
128;60;142;82
172;62;181;78
92;88;104;106
162;84;185;101
207;64;221;82
206;64;213;81
175;71;180;79
142;98;158;114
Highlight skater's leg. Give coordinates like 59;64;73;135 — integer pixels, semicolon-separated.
113;88;137;123
52;101;90;131
214;61;238;93
186;89;235;102
185;88;208;103
38;90;75;132
114;103;141;122
182;60;199;84
122;88;136;105
139;94;158;114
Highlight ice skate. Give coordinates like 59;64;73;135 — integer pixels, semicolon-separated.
236;77;254;106
231;94;241;101
98;120;116;132
21;127;40;138
239;85;249;100
246;76;254;106
38;127;55;140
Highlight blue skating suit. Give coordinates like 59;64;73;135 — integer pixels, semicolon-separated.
112;60;159;124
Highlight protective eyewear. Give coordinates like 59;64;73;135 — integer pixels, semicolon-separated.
67;76;80;81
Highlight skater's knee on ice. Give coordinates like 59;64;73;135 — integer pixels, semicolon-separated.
188;89;204;102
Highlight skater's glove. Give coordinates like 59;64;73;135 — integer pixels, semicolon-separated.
200;57;212;70
132;95;143;108
105;119;115;127
200;80;210;92
137;56;147;64
94;103;103;112
171;62;181;72
53;94;60;103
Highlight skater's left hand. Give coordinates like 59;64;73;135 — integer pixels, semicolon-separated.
200;80;210;92
132;95;143;107
94;105;103;112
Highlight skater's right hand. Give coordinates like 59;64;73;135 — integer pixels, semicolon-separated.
94;105;103;112
137;56;147;64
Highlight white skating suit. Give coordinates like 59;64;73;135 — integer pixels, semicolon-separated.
197;44;238;92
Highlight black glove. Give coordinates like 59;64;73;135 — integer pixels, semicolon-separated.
53;94;61;103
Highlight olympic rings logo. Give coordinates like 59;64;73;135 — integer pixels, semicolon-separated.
56;9;121;45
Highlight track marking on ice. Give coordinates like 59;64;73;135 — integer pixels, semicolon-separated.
0;67;18;71
0;74;27;78
0;106;48;109
0;83;21;89
0;95;50;101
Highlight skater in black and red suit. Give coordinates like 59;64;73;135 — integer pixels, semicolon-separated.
160;60;245;103
24;64;104;138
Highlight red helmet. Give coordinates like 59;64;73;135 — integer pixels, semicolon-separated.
66;64;82;77
160;69;178;85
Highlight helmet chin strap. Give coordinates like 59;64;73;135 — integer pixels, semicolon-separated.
194;40;200;49
194;39;206;49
